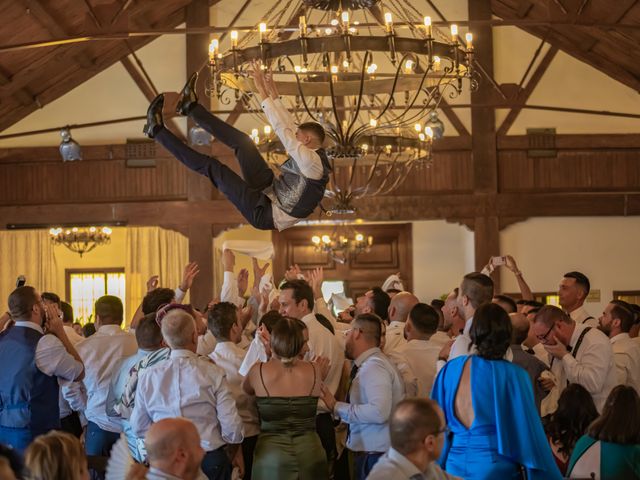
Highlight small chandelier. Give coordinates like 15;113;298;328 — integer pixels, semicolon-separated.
49;226;112;257
206;0;476;214
311;223;373;264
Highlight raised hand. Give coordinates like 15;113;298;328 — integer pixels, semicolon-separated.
238;304;253;329
284;264;302;282
146;275;160;292
252;257;271;287
237;268;250;297
180;262;200;292
307;267;324;298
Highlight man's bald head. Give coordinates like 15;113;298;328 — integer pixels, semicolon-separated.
509;312;530;345
146;418;204;480
389;398;444;458
161;310;196;350
388;291;419;323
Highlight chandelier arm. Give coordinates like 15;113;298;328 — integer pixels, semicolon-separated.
344;50;372;141
373;58;405;121
376;159;417;196
327;55;345;143
362;153;404;197
352;149;384;199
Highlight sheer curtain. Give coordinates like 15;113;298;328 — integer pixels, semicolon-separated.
0;230;58;310
125;227;188;323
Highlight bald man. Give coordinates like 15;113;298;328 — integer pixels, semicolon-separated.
145;418;205;480
509;313;549;413
385;292;419;354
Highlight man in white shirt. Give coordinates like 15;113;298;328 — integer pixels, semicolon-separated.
75;295;138;465
598;300;640;394
321;313;405;480
131;309;243;479
208;302;260;480
144;418;205;480
439;273;494;366
0;286;84;453
533;305;616;413
385;292;419;354
558;271;597;327
367;399;459;480
144;63;330;231
279;279;345;468
388;303;441;397
430;289;462;348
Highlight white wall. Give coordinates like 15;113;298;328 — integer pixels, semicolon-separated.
500;217;640;317
411;220;475;302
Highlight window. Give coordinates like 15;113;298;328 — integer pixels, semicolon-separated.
66;269;125;324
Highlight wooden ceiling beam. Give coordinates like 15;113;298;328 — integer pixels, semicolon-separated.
0;69;35;107
497;45;558;135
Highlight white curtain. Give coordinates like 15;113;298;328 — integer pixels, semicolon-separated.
125;227;188;323
0;230;58;310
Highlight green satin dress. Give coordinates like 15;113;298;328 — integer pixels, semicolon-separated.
251;365;329;480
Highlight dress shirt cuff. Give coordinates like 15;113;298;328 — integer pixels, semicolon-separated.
334;401;349;421
174;286;186;303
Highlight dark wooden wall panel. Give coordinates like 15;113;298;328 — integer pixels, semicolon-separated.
273;223;412;300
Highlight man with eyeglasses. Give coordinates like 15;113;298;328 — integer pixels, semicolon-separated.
532;305;616;414
367;398;460;480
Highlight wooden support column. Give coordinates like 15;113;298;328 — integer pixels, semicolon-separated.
469;0;500;288
186;1;215;305
187;223;214;310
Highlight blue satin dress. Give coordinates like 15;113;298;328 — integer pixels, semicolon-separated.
431;355;562;480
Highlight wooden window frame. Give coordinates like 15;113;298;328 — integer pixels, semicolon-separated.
65;268;125;303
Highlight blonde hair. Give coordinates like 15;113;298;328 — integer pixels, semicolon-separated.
25;431;87;480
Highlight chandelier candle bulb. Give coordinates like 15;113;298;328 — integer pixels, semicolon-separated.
208;39;219;61
384;12;393;32
299;15;307;35
312;235;321;245
369;118;377;128
424;16;432;36
433;55;441;71
414;123;422;132
230;30;238;47
341;11;349;26
321;235;331;244
259;22;267;42
425;126;434;139
465;32;473;49
264;125;271;135
450;24;458;42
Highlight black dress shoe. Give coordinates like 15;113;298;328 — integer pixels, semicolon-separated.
176;72;199;116
143;94;164;138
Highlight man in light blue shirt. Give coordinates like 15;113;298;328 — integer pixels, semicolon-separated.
367;398;460;480
321;313;404;480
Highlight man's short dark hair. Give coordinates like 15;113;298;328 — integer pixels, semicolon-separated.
95;295;123;325
135;313;163;349
60;301;74;324
460;272;494;309
390;398;442;456
564;271;591;295
610;300;634;333
353;313;383;346
41;292;61;306
298;121;325;144
534;304;571;328
493;294;517;314
8;286;39;319
523;300;544;308
208;302;238;341
280;279;314;311
142;288;176;315
409;303;439;336
370;287;391;321
258;310;283;333
82;323;96;337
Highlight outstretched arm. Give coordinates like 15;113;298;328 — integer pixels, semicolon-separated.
505;255;533;301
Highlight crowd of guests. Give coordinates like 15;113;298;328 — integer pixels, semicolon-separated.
1;253;639;480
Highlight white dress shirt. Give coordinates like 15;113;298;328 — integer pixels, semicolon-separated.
569;305;598;328
367;447;460;480
197;331;217;356
334;347;404;453
388;339;440;397
429;330;451;348
301;312;345;411
130;349;243;451
220;271;245;308
531;342;550;366
13;321;84;381
610;333;640;394
210;341;260;437
261;97;324;231
547;324;616;412
75;324;138;432
385;321;407;354
59;324;87;418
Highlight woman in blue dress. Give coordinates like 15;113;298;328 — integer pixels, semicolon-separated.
431;302;562;480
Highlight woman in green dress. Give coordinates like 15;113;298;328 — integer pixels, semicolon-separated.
567;385;640;479
243;316;328;480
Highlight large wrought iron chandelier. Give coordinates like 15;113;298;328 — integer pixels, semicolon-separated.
207;0;476;213
49;226;112;257
311;222;373;264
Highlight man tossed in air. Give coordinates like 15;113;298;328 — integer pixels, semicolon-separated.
143;61;331;231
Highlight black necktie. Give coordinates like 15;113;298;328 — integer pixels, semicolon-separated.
346;364;359;404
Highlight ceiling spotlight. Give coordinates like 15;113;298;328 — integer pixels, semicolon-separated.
59;128;82;161
189;126;213;146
